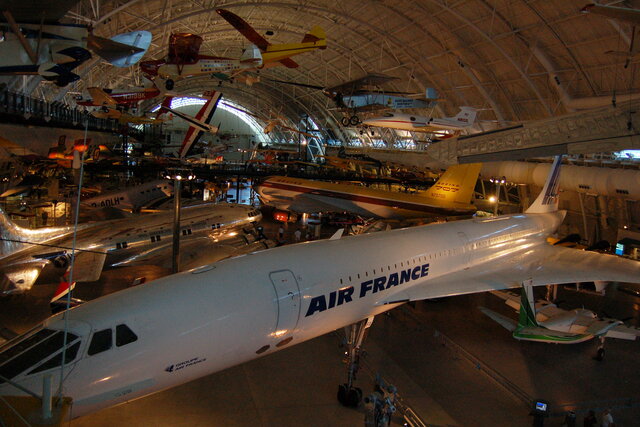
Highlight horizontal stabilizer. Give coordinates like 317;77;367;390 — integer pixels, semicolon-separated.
279;57;299;68
585;319;622;337
70;250;107;282
0;260;48;296
606;324;640;340
479;306;517;332
88;31;152;67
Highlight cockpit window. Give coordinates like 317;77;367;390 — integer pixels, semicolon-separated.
0;330;78;383
383;113;394;117
88;329;113;356
116;324;138;347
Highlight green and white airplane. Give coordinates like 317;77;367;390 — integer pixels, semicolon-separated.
480;282;640;353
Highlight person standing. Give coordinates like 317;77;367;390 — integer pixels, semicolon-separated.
601;409;614;427
278;225;284;241
294;228;301;242
583;410;597;427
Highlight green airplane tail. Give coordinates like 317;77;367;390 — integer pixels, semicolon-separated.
517;285;539;329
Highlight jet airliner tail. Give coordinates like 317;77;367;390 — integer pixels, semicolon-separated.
453;106;477;126
423;163;482;207
517;284;539;329
525;155;562;214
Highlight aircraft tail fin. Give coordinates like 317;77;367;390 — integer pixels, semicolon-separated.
156;96;174;119
240;44;263;67
301;26;327;48
426;87;439;100
88;31;152;67
0;206;30;257
50;276;84;314
423;163;482;206
452;106;477;126
517;282;539;329
525;155;562;214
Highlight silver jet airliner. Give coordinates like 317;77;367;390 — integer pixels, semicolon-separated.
0;203;263;295
0;157;639;418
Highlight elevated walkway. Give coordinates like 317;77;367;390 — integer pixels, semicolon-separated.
427;99;640;165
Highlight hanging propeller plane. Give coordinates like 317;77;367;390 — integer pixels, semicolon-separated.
215;8;327;70
0;7;151;87
270;74;436;126
140;33;263;90
75;87;161;109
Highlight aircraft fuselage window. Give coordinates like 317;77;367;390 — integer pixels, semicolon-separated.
88;328;113;356
116;324;138;347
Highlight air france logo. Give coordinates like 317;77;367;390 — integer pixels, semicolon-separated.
305;263;430;317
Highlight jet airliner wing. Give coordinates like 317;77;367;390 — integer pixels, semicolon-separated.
378;244;640;304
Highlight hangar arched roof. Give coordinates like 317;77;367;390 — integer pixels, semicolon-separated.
4;0;639;140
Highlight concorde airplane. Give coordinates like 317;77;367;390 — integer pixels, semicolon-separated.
362;106;477;133
0;203;263;296
1;157;640;419
255;162;481;219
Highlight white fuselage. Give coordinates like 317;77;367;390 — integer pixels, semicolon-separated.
157;57;260;81
0;211;564;418
363;112;470;132
255;178;472;219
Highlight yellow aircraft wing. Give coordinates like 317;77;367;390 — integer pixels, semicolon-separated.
87;87;117;107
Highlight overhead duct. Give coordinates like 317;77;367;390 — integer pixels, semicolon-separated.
531;45;640;111
481;161;640;200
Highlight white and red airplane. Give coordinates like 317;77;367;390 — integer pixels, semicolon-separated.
161;91;222;158
363;106;477;133
1;156;639;419
140;33;263;90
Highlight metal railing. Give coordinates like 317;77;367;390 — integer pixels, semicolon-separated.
0;89;118;133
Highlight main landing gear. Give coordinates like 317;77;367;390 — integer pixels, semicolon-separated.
594;336;606;361
337;316;374;407
341;115;361;127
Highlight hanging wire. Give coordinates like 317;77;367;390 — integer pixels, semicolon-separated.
56;115;90;402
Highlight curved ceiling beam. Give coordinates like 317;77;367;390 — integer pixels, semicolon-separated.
377;2;510;122
424;0;552;116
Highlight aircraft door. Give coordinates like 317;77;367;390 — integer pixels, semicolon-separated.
269;270;301;338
